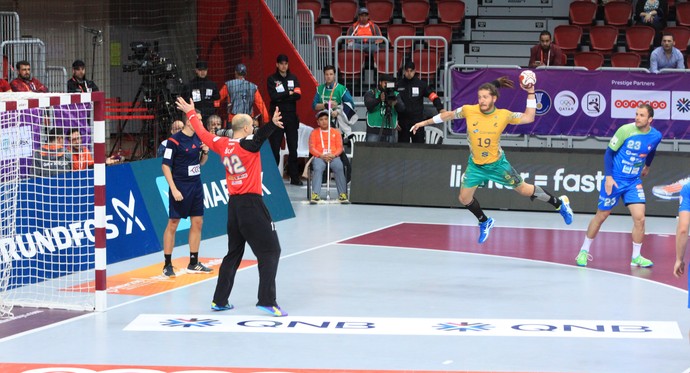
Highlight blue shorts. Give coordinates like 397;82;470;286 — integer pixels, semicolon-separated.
597;178;645;211
169;180;204;219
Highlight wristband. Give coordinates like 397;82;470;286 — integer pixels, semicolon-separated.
526;99;537;109
432;113;444;124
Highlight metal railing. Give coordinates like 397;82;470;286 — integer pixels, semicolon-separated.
0;12;19;45
1;38;46;83
46;66;67;93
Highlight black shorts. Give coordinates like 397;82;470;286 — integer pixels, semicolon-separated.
169;180;204;219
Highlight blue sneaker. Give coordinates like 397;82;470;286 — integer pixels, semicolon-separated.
558;195;573;225
478;217;495;244
257;305;288;317
211;302;234;311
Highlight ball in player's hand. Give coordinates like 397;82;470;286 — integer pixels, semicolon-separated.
519;70;537;88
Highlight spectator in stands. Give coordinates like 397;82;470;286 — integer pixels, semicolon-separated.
308;110;349;204
635;0;667;46
267;54;303;186
157;119;185;158
364;74;405;143
649;33;685;73
34;128;70;177
69;128;121;169
181;61;219;120
11;60;48;93
0;79;10;92
528;31;564;68
206;114;223;134
396;60;446;143
312;64;357;138
216;63;269;127
67;60;99;93
346;7;384;53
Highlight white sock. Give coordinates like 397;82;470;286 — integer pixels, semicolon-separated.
580;236;593;252
632;242;642;259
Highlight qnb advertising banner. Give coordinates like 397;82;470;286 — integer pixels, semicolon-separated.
451;69;690;139
350;143;688;217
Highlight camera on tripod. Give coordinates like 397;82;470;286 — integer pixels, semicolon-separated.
383;82;397;105
122;41;178;80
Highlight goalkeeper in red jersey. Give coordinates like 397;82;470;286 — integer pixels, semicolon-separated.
176;96;289;317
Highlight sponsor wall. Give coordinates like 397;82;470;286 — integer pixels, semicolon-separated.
350;143;687;217
451;69;690;139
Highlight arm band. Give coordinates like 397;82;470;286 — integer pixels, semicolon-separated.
526;99;537;109
432;113;444;124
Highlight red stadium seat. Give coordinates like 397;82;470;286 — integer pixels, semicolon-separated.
297;0;322;23
625;25;655;58
374;49;403;76
412;51;439;81
330;0;358;26
402;0;430;26
678;3;690;28
337;50;365;80
589;25;619;55
424;24;452;51
574;51;605;70
315;24;344;49
663;26;690;52
554;24;583;56
388;23;416;52
569;1;597;30
437;0;466;27
604;1;633;30
366;0;394;27
611;52;641;68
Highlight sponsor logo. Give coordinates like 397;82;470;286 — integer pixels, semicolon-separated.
449;164;462;188
675;97;690;113
614;100;667;109
535;90;551;116
611;90;670;119
0;125;32;161
161;318;220;328
581;91;607;117
434;322;494;332
554;90;578;117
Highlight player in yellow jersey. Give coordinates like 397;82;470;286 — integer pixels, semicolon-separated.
411;76;573;244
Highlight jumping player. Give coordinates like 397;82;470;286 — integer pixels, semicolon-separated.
176;96;288;317
410;76;573;244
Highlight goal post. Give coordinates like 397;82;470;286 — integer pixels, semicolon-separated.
0;91;106;317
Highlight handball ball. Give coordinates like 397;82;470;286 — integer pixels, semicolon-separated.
519;70;537;88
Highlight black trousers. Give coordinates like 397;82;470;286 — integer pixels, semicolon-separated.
269;111;299;180
398;119;425;143
212;194;282;307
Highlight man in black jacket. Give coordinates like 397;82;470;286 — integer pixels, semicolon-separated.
396;61;445;143
267;54;303;185
181;61;220;120
67;60;99;93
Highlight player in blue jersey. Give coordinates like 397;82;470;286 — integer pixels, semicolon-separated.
161;111;212;277
576;104;662;268
673;183;690;308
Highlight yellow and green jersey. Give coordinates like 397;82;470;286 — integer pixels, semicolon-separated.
456;104;522;165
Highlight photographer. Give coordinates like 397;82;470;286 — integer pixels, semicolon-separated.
364;74;405;143
396;61;445;143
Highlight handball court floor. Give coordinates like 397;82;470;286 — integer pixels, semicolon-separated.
1;183;689;373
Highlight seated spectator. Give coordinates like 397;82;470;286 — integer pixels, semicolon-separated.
11;60;48;93
528;31;563;68
346;7;383;53
309;110;349;204
206;114;223;134
636;0;667;46
34;128;70;177
649;33;685;73
68;128;121;170
0;79;10;92
158;120;185;158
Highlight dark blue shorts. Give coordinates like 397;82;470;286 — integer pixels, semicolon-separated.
169;180;204;219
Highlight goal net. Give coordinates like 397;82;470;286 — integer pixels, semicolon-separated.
0;91;106;318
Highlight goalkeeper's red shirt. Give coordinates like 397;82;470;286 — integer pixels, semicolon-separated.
186;111;277;196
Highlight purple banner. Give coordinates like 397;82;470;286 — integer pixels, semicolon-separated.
451;69;690;139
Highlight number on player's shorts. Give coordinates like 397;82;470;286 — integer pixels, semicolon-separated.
222;154;247;174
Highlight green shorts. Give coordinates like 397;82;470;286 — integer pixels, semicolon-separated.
462;153;523;189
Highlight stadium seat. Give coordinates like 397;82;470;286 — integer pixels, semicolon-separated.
402;0;430;26
574;51;605;70
412;51;439;81
569;1;597;30
424;126;444;144
437;0;466;27
625;25;655;59
663;26;690;52
610;52;641;68
554;24;583;57
604;1;633;30
388;23;416;53
297;0;322;23
589;25;619;56
315;24;344;49
676;2;690;27
374;49;403;76
424;24;452;51
337;50;365;80
346;131;367;159
330;0;358;26
366;0;394;29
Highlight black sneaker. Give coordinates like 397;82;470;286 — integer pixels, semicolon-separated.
187;262;213;273
162;264;176;277
290;178;304;186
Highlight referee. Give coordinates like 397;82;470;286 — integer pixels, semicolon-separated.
176;96;289;317
161;112;212;277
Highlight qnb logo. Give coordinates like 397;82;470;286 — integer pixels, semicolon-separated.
111;191;146;235
614;100;667;109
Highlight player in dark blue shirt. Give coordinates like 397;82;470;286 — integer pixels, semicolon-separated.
161;111;212;277
576;104;662;268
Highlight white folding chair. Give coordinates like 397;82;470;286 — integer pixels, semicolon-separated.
347;131;367;159
425;126;444;144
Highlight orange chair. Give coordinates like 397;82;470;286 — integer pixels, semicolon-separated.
676;3;690;28
402;0;430;26
611;52;641;68
574;51;605;70
424;24;452;52
569;1;597;30
554;24;583;57
388;23;416;53
337;50;365;80
437;0;466;27
589;25;619;56
412;51;439;81
330;0;358;26
297;0;322;23
663;26;690;52
315;24;344;49
604;1;633;30
366;0;394;28
625;25;655;58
